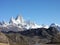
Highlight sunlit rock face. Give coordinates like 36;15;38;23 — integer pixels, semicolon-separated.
0;32;8;44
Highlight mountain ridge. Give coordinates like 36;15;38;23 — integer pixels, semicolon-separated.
0;15;60;31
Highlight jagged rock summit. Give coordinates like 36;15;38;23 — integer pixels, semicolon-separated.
0;15;60;32
0;15;49;30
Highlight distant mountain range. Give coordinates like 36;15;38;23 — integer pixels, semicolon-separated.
0;15;60;31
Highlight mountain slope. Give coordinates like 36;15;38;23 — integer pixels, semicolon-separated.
0;15;60;45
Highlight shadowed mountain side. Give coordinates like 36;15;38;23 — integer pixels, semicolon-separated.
0;27;60;45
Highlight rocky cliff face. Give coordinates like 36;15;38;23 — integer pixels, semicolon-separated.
0;27;60;45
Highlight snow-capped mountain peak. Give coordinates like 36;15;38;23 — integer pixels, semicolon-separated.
9;16;16;24
0;15;43;29
50;23;60;27
2;15;60;31
50;23;60;31
16;15;25;23
9;15;25;25
0;15;60;31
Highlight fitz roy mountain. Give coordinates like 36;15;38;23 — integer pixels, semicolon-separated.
0;15;60;45
0;15;60;31
0;15;49;31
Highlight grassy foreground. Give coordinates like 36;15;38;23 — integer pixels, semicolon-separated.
0;43;8;45
0;43;60;45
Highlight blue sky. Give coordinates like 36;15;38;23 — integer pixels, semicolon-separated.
0;0;60;25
